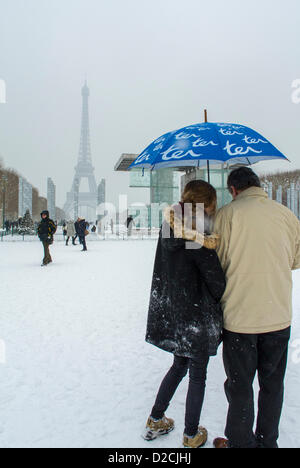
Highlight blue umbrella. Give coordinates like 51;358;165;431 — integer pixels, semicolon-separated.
129;116;289;182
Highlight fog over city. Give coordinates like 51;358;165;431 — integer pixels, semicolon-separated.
0;0;299;208
1;0;300;451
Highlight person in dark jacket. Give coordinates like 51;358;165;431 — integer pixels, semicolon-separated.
143;180;226;449
126;215;135;236
74;218;80;244
5;220;10;234
37;210;57;266
75;217;88;251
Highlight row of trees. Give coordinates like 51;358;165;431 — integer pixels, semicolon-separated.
0;159;52;227
261;169;300;190
0;160;20;221
260;169;300;206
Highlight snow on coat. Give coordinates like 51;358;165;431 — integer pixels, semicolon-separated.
146;204;226;358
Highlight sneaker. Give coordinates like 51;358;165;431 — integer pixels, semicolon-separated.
143;415;175;441
183;426;208;448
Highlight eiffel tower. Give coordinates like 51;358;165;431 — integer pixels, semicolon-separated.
64;82;98;220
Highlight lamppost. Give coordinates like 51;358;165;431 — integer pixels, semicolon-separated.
1;174;7;230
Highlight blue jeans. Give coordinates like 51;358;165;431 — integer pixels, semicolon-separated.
151;354;209;437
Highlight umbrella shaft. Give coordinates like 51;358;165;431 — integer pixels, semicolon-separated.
207;161;210;183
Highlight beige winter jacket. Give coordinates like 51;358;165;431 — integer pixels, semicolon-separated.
214;186;300;334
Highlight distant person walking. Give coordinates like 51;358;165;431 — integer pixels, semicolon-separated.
5;220;10;234
66;220;76;246
126;215;135;237
37;210;57;266
75;217;88;251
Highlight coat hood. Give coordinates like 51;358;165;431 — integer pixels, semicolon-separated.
164;204;220;250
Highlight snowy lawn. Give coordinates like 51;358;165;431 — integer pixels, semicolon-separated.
0;240;299;448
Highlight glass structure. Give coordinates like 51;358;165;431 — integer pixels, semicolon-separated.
128;165;232;228
183;166;232;209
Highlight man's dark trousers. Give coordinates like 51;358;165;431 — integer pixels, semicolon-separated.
79;236;87;251
223;327;291;448
42;241;52;265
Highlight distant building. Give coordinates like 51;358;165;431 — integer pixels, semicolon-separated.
0;165;62;222
47;178;56;220
18;177;33;218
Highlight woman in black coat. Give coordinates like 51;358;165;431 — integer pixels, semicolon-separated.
75;218;88;251
144;180;226;448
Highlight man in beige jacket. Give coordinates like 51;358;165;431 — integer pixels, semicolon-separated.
213;167;300;448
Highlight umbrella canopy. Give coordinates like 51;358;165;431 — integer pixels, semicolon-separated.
129;122;289;171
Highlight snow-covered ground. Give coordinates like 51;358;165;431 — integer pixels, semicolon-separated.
0;240;299;448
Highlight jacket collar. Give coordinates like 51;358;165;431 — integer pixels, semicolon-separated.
164;204;220;250
234;186;268;201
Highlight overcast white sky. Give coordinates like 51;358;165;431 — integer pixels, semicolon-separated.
0;0;299;207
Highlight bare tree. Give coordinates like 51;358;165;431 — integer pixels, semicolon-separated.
0;166;20;223
260;169;300;206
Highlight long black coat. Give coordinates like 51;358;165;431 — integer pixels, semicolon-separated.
76;219;88;237
146;224;226;358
